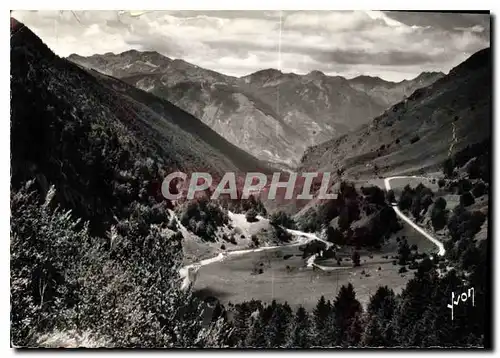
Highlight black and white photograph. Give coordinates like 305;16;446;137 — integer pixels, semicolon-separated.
9;9;493;349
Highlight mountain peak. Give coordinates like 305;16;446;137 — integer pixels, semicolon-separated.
409;71;446;82
247;68;282;78
306;70;325;78
120;49;140;56
449;47;490;77
349;75;394;85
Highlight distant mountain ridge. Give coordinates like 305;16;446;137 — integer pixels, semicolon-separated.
348;71;445;108
299;47;491;180
68;51;444;167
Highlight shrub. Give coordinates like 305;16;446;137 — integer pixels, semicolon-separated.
386;189;396;203
251;235;260;247
398;266;408;274
274;226;292;243
178;198;229;242
472;182;487;198
397;239;411;266
352;251;361;267
245;209;258;223
443;158;455;178
269;211;296;229
460;192;475;207
431;197;448;230
361;186;385;206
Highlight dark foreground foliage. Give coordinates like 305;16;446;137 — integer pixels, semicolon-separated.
225;257;486;348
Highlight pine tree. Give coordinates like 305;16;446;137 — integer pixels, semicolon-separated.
245;309;267;348
312;296;333;347
393;269;439;347
266;302;293;347
288;306;313;348
367;286;397;320
361;316;385;347
346;312;363;347
332;283;363;346
363;286;398;347
230;302;253;346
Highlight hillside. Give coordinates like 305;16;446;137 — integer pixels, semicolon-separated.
300;47;491;181
68;52;442;167
11;21;269;233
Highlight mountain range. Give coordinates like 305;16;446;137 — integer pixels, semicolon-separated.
68;51;444;168
300;47;491;181
11;20;270;231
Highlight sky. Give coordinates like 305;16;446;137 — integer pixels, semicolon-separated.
11;10;490;82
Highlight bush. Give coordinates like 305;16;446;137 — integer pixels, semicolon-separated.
457;179;473;194
431;197;448;230
326;226;345;245
245;209;258;223
274;225;292;243
361;186;385;206
386;189;396;203
11;185;90;346
178;198;229;242
269;211;296;229
472;182;487;198
398;266;408;274
352;251;361;267
397;239;411;266
443;158;455;178
460;192;475;207
251;235;260;247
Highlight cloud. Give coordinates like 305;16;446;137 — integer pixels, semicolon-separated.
11;10;490;81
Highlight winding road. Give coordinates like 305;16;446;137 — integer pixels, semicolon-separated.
179;175;446;290
384;176;446;256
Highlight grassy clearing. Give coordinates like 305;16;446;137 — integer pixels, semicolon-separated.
192;245;413;310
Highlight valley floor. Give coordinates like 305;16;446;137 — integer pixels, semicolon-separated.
182;174;448;309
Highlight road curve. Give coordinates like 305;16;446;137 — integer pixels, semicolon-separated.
384;176;446;256
179;226;329;291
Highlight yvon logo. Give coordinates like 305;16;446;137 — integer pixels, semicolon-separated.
447;287;475;321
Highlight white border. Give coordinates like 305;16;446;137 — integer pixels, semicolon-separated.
2;1;498;356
